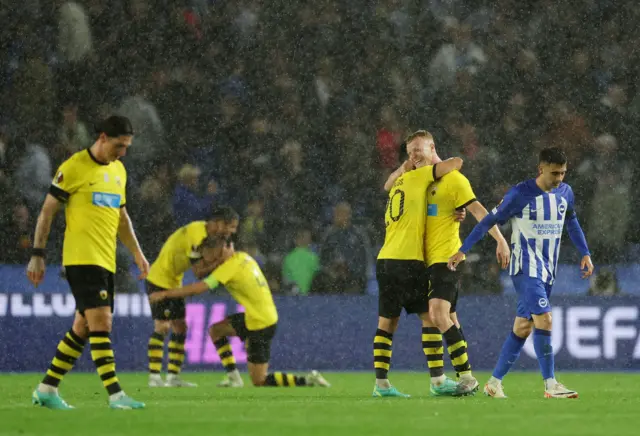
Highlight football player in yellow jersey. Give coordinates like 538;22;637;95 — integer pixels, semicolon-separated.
382;130;510;397
373;130;463;398
149;236;330;388
27;116;148;410
424;154;510;396
146;207;239;388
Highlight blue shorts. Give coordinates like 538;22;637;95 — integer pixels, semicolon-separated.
511;273;553;319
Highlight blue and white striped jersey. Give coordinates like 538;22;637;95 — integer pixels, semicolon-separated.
488;179;575;284
460;178;591;285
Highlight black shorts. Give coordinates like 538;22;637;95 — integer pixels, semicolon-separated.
376;259;430;319
146;281;186;321
428;263;460;313
65;265;115;315
229;313;277;364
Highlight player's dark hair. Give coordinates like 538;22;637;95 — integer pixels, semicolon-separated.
539;147;567;166
210;206;239;223
95;115;134;138
200;235;229;250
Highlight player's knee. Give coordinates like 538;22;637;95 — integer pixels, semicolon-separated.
155;321;171;336
208;324;223;342
171;319;188;335
513;323;533;338
377;316;399;333
533;312;552;331
428;307;450;330
85;308;113;332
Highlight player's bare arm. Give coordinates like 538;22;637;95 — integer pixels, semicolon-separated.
118;206;150;279
433;157;463;179
465;201;510;269
383;160;414;191
150;281;210;303
27;194;62;287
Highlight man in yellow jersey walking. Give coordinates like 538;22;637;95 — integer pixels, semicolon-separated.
373;130;463;398
146;207;239;388
150;236;330;388
27;116;149;410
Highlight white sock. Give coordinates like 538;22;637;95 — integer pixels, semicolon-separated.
166;373;179;381
376;379;391;389
431;375;446;386
149;373;162;380
109;391;126;401
38;383;58;394
228;369;242;382
488;376;501;385
544;378;557;390
460;372;474;381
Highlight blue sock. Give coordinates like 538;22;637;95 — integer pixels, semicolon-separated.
533;328;554;380
492;332;527;380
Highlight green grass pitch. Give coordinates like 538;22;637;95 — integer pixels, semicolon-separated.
1;372;639;436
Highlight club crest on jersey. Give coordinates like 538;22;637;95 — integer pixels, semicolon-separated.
558;203;567;215
99;290;108;300
164;309;171;318
115;176;121;187
538;298;549;308
55;172;64;184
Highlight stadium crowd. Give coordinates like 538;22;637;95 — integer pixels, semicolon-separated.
0;0;638;295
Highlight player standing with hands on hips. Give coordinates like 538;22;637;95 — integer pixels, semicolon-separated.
28;116;149;410
448;147;594;399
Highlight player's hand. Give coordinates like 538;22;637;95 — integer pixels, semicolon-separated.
27;256;46;287
580;255;594;279
402;159;415;173
448;252;465;271
496;240;510;270
454;208;466;222
149;291;166;304
135;251;150;280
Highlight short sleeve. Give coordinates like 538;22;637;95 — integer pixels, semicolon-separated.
451;172;477;209
118;162;127;207
412;164;435;189
490;187;525;225
49;158;83;202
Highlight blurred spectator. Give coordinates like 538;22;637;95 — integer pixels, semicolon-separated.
6;135;52;215
239;197;266;252
135;165;175;260
587;268;621;296
281;228;320;295
0;200;32;264
319;202;372;293
114;242;139;294
429;20;487;91
58;1;93;63
172;164;217;228
52;101;92;166
309;256;362;294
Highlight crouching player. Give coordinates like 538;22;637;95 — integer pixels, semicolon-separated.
149;236;330;388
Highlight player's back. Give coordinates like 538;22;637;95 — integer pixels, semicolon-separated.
147;221;208;289
51;149;127;273
425;170;476;266
214;252;278;330
505;180;572;283
378;165;436;261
